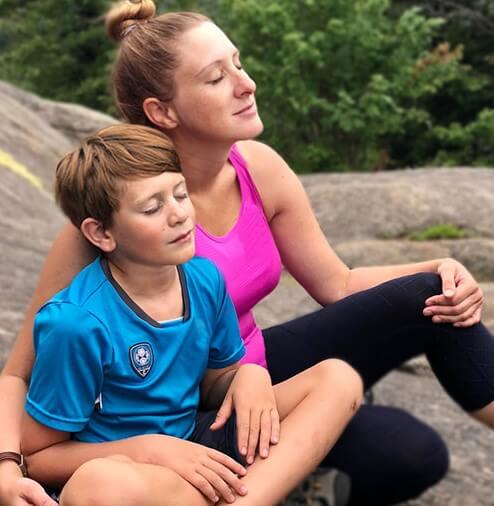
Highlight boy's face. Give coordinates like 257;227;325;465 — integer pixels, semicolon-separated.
108;172;195;267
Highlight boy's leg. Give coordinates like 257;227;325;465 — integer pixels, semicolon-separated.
59;455;210;506
218;359;362;506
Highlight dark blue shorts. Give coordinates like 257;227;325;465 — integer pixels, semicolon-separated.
189;410;244;464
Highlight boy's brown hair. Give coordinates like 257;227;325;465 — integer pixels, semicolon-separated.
55;124;181;229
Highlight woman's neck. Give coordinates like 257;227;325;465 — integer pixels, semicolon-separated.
171;135;233;193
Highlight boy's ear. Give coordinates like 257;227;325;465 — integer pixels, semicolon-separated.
143;97;179;130
80;218;116;253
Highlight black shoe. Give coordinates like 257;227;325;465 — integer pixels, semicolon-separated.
280;468;351;506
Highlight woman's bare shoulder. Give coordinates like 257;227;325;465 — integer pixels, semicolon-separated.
235;140;295;220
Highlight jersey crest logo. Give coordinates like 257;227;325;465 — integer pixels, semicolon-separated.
129;342;154;378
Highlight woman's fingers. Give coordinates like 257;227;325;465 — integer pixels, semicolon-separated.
424;293;483;323
197;466;235;503
204;458;248;498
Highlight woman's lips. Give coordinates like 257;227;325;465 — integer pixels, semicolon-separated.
233;102;256;116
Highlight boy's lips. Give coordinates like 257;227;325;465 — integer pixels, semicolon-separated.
169;230;193;244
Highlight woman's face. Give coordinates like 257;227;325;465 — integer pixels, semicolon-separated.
169;22;264;143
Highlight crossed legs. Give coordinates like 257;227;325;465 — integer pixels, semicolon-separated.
59;359;362;506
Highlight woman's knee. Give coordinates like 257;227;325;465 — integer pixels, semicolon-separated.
396;272;442;308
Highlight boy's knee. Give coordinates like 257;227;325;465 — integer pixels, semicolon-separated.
60;456;144;506
315;359;364;408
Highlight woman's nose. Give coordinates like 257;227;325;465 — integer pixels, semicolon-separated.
234;69;256;97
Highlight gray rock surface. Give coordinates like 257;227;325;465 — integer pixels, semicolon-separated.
1;82;493;504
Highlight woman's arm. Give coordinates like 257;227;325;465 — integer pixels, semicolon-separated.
0;223;96;504
240;141;483;325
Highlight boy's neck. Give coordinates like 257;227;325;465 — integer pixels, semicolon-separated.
106;257;184;322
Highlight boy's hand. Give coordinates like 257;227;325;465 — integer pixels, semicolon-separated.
163;439;247;504
210;364;280;465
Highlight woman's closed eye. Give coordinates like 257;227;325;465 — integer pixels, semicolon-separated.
207;71;225;85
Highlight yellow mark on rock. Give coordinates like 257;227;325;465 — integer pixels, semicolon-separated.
0;149;44;191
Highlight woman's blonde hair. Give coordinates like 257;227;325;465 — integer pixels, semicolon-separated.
106;0;208;125
55;124;181;229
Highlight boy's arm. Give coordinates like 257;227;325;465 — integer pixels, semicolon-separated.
21;412;69;458
200;363;239;410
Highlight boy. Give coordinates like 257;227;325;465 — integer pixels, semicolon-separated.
21;125;362;506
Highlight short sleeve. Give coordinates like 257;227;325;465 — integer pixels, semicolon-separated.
25;302;113;433
207;267;245;369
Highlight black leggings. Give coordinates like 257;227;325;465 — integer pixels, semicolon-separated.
263;273;494;505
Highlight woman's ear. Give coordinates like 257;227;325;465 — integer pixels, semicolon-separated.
143;97;179;130
80;218;116;253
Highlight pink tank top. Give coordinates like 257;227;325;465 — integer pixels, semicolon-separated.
195;144;282;367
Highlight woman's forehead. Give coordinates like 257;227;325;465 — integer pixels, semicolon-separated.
177;22;237;73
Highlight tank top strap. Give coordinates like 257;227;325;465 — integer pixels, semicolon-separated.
228;143;265;212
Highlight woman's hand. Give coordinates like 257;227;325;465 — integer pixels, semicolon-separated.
0;461;57;506
423;259;484;327
160;438;247;504
210;364;280;465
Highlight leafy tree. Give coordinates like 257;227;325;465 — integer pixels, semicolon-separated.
0;0;114;112
215;0;482;172
389;0;494;167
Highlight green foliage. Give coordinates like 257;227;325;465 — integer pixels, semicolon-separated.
215;0;477;172
390;0;494;168
409;223;469;241
0;0;115;112
0;0;492;171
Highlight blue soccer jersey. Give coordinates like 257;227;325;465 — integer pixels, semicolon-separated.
26;256;245;442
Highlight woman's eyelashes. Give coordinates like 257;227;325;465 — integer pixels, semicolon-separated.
206;62;243;85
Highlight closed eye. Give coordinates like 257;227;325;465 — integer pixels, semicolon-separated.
143;202;163;215
207;71;225;85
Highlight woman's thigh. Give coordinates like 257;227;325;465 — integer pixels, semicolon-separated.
263;273;440;388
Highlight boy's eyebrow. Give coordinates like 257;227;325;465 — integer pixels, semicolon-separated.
134;180;186;206
195;50;240;78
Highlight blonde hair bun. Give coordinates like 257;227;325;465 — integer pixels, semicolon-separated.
106;0;156;42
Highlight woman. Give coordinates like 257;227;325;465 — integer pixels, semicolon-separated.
1;1;493;504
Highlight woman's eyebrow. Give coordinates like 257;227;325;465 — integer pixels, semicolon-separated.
195;50;240;78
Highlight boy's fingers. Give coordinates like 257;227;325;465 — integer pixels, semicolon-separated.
258;410;272;458
210;396;233;430
236;407;251;457
247;409;260;464
270;408;280;444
